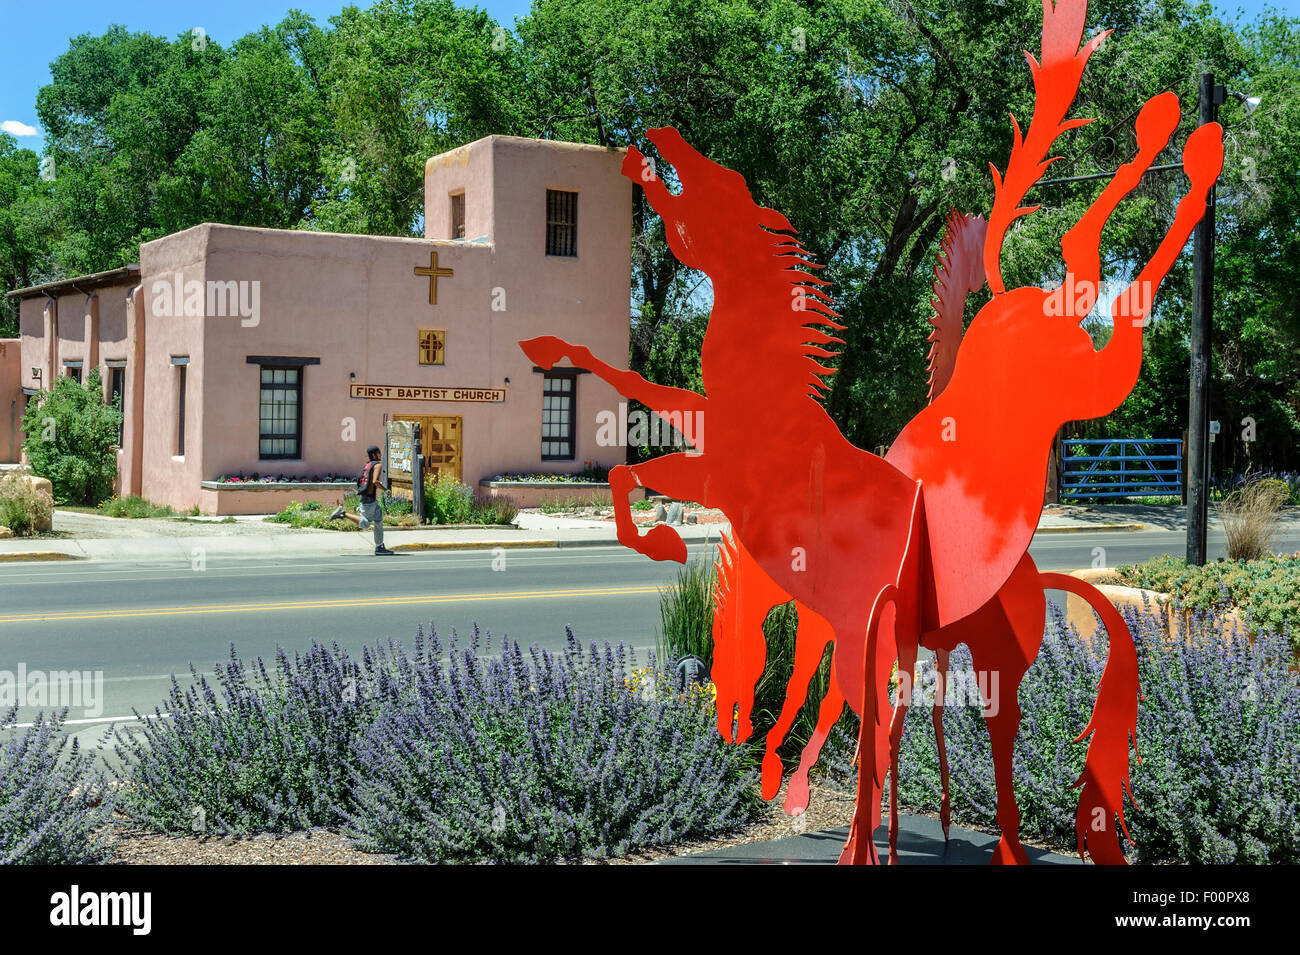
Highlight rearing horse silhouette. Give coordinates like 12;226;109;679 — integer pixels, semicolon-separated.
521;0;1222;865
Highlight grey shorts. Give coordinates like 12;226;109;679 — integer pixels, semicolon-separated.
358;498;382;526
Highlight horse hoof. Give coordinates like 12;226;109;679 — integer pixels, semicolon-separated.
760;750;784;800
518;335;566;370
990;836;1031;865
783;772;811;815
642;524;687;563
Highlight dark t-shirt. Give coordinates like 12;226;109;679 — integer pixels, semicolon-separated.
357;461;380;502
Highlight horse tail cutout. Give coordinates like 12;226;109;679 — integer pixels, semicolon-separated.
1040;572;1141;865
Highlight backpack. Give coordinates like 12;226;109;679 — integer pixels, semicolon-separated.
356;460;378;496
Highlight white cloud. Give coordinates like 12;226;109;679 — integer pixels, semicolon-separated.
1;120;38;136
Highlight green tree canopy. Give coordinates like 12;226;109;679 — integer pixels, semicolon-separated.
6;0;1297;469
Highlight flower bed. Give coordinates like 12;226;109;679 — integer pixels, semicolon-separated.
479;479;644;508
876;603;1300;864
198;481;354;515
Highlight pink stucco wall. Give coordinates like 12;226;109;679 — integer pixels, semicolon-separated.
0;339;20;462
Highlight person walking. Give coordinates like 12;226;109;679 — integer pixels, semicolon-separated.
332;445;395;555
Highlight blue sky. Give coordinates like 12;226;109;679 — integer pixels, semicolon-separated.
0;0;1295;150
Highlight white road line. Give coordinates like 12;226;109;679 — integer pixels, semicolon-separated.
9;712;171;728
0;543;720;583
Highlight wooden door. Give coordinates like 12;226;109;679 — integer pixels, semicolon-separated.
394;414;462;485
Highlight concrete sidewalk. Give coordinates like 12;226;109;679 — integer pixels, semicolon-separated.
0;517;727;562
0;502;1242;564
661;815;1083;865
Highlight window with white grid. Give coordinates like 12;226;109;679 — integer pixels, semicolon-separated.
259;366;303;459
541;374;575;460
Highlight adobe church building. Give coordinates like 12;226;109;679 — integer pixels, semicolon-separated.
3;136;633;513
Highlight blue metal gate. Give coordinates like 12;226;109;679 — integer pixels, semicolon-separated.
1060;438;1183;500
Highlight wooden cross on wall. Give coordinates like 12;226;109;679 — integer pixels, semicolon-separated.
414;250;454;305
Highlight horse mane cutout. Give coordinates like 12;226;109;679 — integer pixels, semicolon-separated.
926;211;988;403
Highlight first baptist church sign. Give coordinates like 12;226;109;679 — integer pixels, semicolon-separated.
350;249;505;403
349;384;505;402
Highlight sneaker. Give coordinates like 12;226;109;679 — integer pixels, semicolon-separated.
375;546;395;556
328;506;346;520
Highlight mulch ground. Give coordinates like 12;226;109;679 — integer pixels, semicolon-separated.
104;781;858;865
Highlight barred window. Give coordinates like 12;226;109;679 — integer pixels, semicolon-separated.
259;366;303;459
545;189;577;257
541;374;575;460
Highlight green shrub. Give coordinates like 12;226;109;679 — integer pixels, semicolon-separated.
470;493;518;525
1217;474;1289;560
0;471;53;536
424;474;473;524
656;557;716;665
1116;553;1300;653
96;495;176;518
21;368;121;505
266;500;353;530
539;492;606;514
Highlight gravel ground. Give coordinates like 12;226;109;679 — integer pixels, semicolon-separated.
103;781;857;865
106;822;399;865
52;511;312;540
102;783;1080;864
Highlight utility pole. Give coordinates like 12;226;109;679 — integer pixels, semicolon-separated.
1034;75;1246;560
1186;72;1221;565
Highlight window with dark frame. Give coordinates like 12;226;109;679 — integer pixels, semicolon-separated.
176;365;187;457
109;367;125;446
545;189;577;257
65;364;82;384
259;366;303;459
541;373;576;460
450;192;466;239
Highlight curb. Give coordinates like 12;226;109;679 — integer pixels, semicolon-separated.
1035;523;1150;534
389;540;558;552
0;551;85;562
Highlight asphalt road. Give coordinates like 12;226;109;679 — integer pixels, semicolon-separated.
1;524;1295;747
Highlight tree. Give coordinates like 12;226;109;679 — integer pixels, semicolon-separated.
312;0;529;235
0;133;59;337
13;0;1299;471
21;369;122;505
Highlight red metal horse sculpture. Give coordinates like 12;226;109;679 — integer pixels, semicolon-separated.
520;0;1222;864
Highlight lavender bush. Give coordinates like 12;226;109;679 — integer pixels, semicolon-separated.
1;707;113;864
829;604;1300;864
114;627;758;859
114;642;378;834
342;627;760;863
